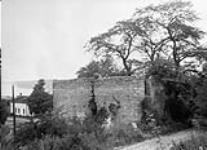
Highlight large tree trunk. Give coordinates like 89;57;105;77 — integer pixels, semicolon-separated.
122;58;132;76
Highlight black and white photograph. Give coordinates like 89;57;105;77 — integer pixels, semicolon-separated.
1;0;207;149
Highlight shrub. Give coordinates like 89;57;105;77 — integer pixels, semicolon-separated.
0;100;10;126
0;144;13;150
0;125;13;150
15;136;66;150
14;111;69;146
13;109;146;150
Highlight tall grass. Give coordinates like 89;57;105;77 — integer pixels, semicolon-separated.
170;133;207;150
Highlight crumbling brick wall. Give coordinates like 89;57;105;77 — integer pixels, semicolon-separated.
53;76;145;124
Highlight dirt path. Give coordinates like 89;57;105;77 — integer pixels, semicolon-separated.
115;130;204;150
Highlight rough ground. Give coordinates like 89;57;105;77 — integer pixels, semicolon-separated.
115;129;204;150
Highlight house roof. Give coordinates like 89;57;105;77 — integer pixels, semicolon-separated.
8;96;29;104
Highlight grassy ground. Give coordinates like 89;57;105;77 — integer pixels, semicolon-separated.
115;129;207;150
170;131;207;150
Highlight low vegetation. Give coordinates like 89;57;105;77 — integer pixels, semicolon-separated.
170;133;207;150
0;111;146;150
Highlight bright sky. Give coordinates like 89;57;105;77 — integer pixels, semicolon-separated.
2;0;207;82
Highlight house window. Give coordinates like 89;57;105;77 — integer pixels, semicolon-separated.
15;108;17;113
18;108;20;114
23;109;25;115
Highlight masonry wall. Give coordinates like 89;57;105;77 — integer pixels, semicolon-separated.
53;76;145;124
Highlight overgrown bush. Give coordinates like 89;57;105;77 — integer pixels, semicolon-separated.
143;58;200;132
13;123;145;150
0;100;10;126
195;78;207;119
14;111;69;147
28;79;53;116
12;107;146;150
140;94;191;136
0;125;13;150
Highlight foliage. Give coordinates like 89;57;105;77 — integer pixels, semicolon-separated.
141;59;196;133
164;94;192;124
140;96;191;137
146;57;199;120
141;58;207;135
14;111;69;147
86;19;144;76
0;125;12;150
28;79;53;115
14;121;40;146
146;58;177;79
87;1;207;76
13;108;145;150
22;137;59;150
77;55;125;78
170;134;207;150
0;143;13;150
133;1;206;69
194;74;207;118
0;100;10;126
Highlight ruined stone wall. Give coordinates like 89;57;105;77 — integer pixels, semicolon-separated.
53;76;145;124
147;76;166;118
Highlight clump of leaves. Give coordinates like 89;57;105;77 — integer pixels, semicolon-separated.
0;100;10;126
28;79;53;116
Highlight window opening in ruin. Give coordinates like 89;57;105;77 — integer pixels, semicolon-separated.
88;80;97;116
144;79;150;96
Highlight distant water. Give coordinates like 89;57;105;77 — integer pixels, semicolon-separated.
2;80;53;97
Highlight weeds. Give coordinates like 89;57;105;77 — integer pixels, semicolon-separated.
170;133;207;150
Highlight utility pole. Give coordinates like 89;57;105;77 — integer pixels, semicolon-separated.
12;85;16;138
0;48;1;102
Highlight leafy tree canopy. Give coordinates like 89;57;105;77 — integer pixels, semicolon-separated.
76;55;126;78
86;1;207;76
28;79;53;116
86;19;144;76
133;1;206;70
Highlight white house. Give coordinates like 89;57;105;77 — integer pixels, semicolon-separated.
10;96;32;117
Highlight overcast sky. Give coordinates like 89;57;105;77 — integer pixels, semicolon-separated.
2;0;207;82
